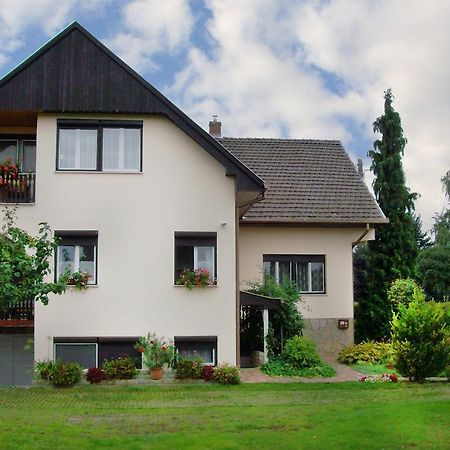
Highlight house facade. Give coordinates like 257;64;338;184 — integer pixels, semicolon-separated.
0;23;386;381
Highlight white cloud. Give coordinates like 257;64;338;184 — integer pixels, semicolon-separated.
168;0;449;230
107;0;194;72
0;0;78;66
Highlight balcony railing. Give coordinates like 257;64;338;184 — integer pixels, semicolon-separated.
0;172;36;203
0;299;34;326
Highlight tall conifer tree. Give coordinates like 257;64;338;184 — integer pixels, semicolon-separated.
355;90;418;341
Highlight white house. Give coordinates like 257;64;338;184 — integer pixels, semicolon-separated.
0;23;386;384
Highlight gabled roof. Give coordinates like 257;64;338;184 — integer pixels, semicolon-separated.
219;137;387;225
0;22;264;194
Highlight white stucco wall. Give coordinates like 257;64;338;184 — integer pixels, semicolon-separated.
238;226;372;319
8;114;238;364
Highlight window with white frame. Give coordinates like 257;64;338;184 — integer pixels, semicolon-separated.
55;232;98;284
263;254;325;294
174;337;217;365
57;120;142;172
174;233;217;284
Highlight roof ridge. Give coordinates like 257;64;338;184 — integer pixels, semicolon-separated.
219;137;342;143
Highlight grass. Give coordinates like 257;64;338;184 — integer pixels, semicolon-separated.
0;383;448;449
350;362;397;375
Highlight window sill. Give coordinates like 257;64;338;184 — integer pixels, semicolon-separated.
66;284;98;289
55;170;143;174
173;285;218;288
301;292;327;296
0;202;35;206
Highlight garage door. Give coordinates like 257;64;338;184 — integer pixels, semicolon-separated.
0;334;34;386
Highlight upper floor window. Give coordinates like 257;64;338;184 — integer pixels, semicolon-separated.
0;136;36;172
57;120;142;172
174;232;217;285
263;254;325;294
55;231;98;285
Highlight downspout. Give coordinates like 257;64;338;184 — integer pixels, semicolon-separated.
353;223;370;248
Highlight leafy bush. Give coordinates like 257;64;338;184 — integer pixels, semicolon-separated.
391;299;450;382
86;367;104;384
102;355;138;380
388;278;424;308
282;336;321;368
261;357;336;378
175;358;204;379
135;333;176;369
213;365;240;385
49;361;82;387
417;246;450;301
246;276;303;356
338;342;392;365
201;365;215;381
35;359;56;380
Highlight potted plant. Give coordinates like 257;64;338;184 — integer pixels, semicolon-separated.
176;268;213;289
135;332;176;380
35;359;56;380
67;271;92;290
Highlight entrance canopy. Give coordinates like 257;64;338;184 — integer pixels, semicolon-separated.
239;291;281;310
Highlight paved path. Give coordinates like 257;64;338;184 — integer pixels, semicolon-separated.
240;358;362;383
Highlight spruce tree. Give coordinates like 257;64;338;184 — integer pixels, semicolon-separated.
355;90;418;341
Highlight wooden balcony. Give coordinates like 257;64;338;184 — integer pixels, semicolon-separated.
0;172;35;203
0;299;34;327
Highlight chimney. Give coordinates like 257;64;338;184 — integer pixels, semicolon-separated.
209;115;222;138
357;158;364;179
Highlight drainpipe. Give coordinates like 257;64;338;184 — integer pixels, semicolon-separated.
353;223;370;247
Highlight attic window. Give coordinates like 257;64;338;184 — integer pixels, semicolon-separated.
57;120;142;172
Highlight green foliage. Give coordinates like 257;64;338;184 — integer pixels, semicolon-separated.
337;341;391;365
282;335;321;368
175;358;204;379
213;365;240;385
67;271;91;290
246;276;303;355
261;357;336;377
413;215;432;249
0;207;68;306
432;170;450;247
49;361;82;387
35;359;56;380
102;355;138;380
176;268;212;289
355;90;418;342
262;335;336;378
135;332;176;369
417;246;450;301
387;278;425;308
391;298;450;381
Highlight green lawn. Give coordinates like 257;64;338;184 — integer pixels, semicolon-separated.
0;383;448;449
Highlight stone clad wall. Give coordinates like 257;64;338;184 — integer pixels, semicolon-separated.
303;318;354;358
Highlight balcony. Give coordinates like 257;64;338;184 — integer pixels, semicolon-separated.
0;299;34;327
0;172;36;204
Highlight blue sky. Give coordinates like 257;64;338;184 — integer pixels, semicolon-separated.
0;0;448;230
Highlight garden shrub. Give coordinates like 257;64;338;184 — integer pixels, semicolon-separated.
102;355;138;380
49;361;82;387
261;335;336;378
213;365;240;385
261;357;336;378
391;298;450;382
175;358;204;379
201;365;215;381
86;367;104;384
337;342;392;365
387;278;424;309
282;335;321;368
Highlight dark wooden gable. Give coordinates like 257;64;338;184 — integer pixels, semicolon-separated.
0;22;264;193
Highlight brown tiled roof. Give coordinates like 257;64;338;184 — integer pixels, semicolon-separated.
218;137;387;225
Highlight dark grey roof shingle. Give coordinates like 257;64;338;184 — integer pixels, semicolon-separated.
218;137;387;224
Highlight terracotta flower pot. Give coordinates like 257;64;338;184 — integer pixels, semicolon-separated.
150;367;164;380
